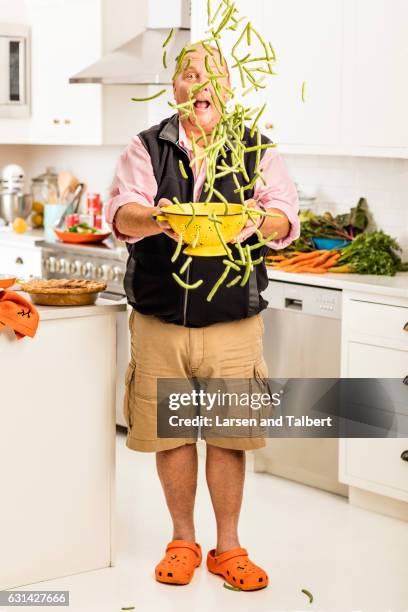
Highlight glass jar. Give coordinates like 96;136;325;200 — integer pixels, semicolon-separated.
30;167;59;228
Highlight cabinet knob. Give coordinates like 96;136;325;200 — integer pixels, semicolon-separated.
15;256;24;265
403;322;408;332
401;450;408;462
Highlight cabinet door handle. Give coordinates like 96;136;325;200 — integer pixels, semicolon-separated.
53;119;60;124
15;256;24;264
404;322;408;332
401;450;408;462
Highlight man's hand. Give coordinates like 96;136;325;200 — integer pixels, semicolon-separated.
155;198;180;242
230;199;259;244
231;200;289;245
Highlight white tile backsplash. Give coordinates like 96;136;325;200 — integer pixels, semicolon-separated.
284;154;408;256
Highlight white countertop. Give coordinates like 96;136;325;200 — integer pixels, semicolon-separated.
18;293;127;320
0;227;45;245
267;268;408;299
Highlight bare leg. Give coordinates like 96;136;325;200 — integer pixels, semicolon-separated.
156;443;198;542
206;444;245;554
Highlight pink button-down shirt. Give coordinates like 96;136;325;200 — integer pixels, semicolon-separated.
105;121;300;249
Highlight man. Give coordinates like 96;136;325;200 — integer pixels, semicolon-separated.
106;42;299;591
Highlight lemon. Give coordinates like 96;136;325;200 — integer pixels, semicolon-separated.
32;213;44;227
33;200;44;213
13;217;28;234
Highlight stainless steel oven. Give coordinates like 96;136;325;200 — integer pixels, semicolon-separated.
0;23;30;118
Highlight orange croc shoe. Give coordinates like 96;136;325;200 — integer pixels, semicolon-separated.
207;547;268;591
155;540;202;585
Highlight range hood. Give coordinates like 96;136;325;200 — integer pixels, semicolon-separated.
70;27;190;86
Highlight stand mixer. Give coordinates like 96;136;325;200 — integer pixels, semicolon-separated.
0;164;33;224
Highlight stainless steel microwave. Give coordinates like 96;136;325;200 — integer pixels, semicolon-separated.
0;23;30;118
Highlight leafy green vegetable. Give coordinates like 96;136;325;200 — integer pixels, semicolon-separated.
336;197;369;236
335;231;406;276
68;223;97;234
280;198;370;253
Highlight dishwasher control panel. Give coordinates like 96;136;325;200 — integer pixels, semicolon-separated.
264;280;342;319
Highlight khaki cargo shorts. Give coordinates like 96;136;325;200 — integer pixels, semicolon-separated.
123;309;268;452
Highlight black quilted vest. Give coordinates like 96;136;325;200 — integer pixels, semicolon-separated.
124;114;271;327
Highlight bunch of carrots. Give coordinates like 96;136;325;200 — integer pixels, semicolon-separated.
265;250;341;274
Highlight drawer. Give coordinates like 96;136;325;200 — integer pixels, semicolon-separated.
347;342;408;378
345;298;408;344
0;245;42;279
345;439;408;497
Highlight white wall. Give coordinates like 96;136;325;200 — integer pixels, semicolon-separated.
0;145;30;180
24;145;123;202
285;154;408;256
0;0;29;23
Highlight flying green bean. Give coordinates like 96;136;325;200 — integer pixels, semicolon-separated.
207;266;231;302
179;256;193;275
171;232;184;263
178;159;188;180
131;89;166;102
301;589;314;604
172;273;203;290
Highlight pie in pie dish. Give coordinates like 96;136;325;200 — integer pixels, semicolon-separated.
20;279;107;306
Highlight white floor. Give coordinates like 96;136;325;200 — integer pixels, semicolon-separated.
11;429;408;612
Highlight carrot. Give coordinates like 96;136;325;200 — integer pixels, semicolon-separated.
296;266;328;274
265;255;286;262
310;250;335;268
276;252;320;268
277;266;298;272
322;253;341;268
287;251;322;263
329;265;352;273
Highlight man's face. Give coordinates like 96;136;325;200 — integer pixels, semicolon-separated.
173;44;230;137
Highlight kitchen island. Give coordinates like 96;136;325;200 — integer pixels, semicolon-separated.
0;297;126;590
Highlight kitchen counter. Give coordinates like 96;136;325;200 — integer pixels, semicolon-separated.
17;293;127;320
0;226;45;245
267;269;408;299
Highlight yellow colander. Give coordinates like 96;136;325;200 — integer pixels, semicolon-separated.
155;202;248;257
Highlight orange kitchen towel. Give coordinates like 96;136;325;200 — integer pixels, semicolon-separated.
0;290;39;339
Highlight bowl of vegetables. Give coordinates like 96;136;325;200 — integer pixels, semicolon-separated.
156;202;249;257
54;223;111;244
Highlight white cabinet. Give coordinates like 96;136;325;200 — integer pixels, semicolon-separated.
0;304;118;589
192;0;343;149
0;243;42;279
341;0;408;153
191;0;408;156
2;0;160;145
261;0;342;148
340;291;408;504
27;0;102;145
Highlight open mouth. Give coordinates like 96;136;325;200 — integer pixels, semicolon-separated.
193;100;211;111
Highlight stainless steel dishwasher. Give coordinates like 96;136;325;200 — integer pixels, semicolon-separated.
256;279;348;496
